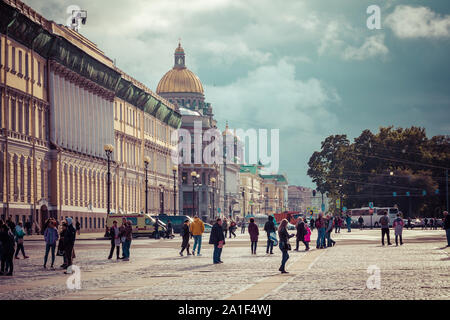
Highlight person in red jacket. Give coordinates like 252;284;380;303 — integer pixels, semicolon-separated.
248;218;259;255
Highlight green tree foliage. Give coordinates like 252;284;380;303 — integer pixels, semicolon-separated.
307;126;450;217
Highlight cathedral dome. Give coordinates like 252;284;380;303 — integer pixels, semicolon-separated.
156;42;204;95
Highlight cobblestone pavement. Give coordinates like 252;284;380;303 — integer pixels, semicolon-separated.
0;229;448;300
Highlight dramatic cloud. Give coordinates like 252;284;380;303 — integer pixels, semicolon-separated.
343;34;389;61
386;5;450;39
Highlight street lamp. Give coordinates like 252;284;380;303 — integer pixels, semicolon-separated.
159;184;164;215
104;144;114;215
143;156;150;214
211;177;216;219
172;165;177;215
191;171;197;216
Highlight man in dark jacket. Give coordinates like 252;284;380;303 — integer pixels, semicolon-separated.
179;220;191;256
443;211;450;247
264;216;276;254
64;217;76;273
0;224;15;276
209;218;225;264
295;218;306;251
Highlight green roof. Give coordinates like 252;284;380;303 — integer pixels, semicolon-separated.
259;174;288;183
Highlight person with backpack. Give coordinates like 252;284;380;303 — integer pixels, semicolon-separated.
166;220;173;239
278;219;295;274
264;215;276;254
190;216;205;256
14;222;29;259
393;214;404;246
229;220;237;238
209;218;225;264
295;218;306;251
180;220;191;256
248;218;259;255
315;214;326;249
380;212;392;246
43;220;59;269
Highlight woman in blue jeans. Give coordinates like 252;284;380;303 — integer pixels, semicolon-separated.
278;219;294;273
315;214;326;249
43;220;59;269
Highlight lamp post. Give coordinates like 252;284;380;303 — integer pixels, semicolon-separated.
211;177;216;219
143;156;150;214
159;184;164;215
104;144;114;215
191;171;197;216
172;166;177;215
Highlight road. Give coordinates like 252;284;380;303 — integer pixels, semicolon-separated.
0;228;448;300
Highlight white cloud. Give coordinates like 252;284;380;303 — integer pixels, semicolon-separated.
386;5;450;39
343;34;389;61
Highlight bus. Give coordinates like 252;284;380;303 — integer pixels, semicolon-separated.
348;207;399;227
245;214;273;228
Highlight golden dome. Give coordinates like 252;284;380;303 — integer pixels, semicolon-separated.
156;68;204;94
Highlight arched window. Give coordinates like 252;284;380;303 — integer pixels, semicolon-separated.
13;154;18;201
20;156;25;202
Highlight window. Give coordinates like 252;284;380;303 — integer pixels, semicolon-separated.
84;217;87;229
114;102;117;119
37;61;41;85
18;50;22;75
25;53;29;78
10;100;16;131
11;46;15;72
94;218;96;229
18;102;23;133
24;104;29;135
119;103;122;121
89;217;92;229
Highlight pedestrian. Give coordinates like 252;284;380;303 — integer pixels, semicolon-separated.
58;222;67;268
423;217;428;230
263;215;276;254
295;218;306;251
179;219;191;256
154;218;160;239
325;215;336;247
334;216;340;233
443;211;450;247
209;218;225;264
380;211;392;246
407;217;412;230
108;220;121;260
166;220;173;239
190;215;205;256
248;217;259;255
25;219;32;235
309;217;315;231
278;219;294;274
0;224;15;276
6;215;16;232
14;222;29;259
358;216;364;230
393;214;404;246
43;220;59;269
345;214;352;232
229;220;237;238
122;221;133;261
222;218;228;239
75;218;81;235
63;218;76;273
241;220;246;234
315;213;326;249
304;223;311;251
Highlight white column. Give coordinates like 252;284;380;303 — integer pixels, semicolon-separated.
49;71;56;143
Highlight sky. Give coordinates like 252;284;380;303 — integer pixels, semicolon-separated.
27;0;450;188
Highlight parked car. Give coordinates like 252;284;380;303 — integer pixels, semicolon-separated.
106;213;167;238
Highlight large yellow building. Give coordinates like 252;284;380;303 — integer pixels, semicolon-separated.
0;0;181;232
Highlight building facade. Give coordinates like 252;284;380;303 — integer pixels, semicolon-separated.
260;174;288;214
0;0;181;232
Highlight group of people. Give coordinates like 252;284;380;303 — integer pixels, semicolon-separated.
107;218;133;261
221;218;237;239
0;216;77;276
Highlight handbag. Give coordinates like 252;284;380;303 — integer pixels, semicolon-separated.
269;232;278;246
